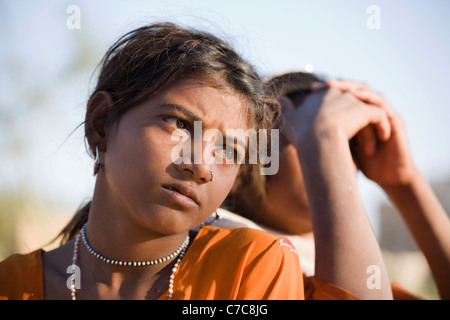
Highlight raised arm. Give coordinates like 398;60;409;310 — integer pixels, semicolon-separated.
383;171;450;299
327;80;450;299
283;87;393;299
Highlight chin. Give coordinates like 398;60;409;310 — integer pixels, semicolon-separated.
140;206;201;235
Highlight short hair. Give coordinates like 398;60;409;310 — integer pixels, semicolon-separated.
265;71;323;108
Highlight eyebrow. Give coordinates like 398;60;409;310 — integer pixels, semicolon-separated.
160;103;247;150
160;103;203;122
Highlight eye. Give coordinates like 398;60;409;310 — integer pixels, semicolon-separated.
225;149;236;161
163;116;188;130
214;145;242;163
175;118;187;130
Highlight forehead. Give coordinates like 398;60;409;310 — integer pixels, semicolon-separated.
161;78;250;131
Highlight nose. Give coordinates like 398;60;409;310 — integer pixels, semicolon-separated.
176;159;213;184
174;138;214;184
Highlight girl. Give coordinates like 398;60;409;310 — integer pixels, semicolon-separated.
0;23;301;300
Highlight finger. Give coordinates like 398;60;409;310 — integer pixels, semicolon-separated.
356;125;377;157
359;104;392;142
355;93;414;170
327;80;389;111
349;136;361;170
350;90;407;139
326;79;371;92
348;89;394;116
310;81;327;92
371;107;391;142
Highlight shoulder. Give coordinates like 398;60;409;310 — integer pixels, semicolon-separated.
214;208;266;230
194;226;300;266
0;249;44;277
208;209;315;275
197;225;285;248
0;250;44;300
177;226;303;299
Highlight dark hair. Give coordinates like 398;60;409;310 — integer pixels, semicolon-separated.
222;71;322;223
265;71;323;107
56;22;280;244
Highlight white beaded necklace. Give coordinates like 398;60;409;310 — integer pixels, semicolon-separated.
69;223;189;300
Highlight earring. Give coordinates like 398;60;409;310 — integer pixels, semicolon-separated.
202;211;221;226
93;145;103;176
209;170;215;182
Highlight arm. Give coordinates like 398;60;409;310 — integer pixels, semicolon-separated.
285;88;393;299
383;171;450;299
327;80;450;299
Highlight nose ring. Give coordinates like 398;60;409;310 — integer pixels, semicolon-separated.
210;170;215;182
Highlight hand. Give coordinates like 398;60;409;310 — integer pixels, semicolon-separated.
326;80;418;188
281;85;395;299
282;86;391;158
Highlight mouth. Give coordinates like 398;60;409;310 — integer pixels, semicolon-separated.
162;183;200;209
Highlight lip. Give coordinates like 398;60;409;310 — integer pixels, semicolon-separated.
162;183;200;209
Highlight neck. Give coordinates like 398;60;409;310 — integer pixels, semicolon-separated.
76;240;178;299
75;190;191;299
86;180;190;263
74;219;190;300
83;208;188;267
85;214;189;264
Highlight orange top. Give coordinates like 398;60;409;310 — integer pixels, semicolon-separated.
0;226;358;300
0;249;43;300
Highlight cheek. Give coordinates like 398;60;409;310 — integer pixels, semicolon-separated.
266;146;305;200
105;128;170;184
281;145;304;181
209;166;240;203
265;170;289;205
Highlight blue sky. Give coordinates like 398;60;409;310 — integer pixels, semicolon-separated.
1;0;449;232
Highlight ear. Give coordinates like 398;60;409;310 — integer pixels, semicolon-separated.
85;91;114;153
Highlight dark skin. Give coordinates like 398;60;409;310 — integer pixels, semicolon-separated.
254;79;450;299
278;84;393;299
42;78;250;299
259;95;311;236
328;80;450;299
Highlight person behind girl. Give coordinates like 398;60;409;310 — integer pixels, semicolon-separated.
220;71;450;300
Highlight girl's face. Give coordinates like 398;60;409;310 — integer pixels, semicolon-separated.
101;78;250;235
